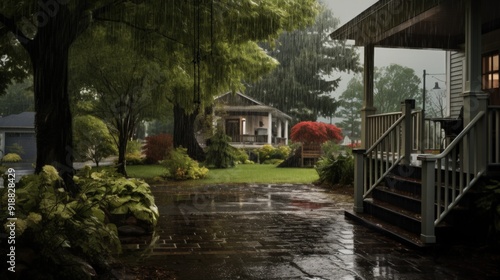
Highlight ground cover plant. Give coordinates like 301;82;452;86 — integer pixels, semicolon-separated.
0;165;158;279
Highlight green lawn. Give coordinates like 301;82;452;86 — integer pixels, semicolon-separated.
126;164;319;185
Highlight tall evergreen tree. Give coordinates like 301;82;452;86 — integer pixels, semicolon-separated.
245;4;361;123
337;76;363;140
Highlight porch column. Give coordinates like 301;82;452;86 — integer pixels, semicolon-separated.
277;120;282;138
361;44;376;148
462;0;488;173
267;112;272;144
284;120;289;145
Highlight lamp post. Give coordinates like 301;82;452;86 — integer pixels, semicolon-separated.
422;70;444;152
422;70;442;116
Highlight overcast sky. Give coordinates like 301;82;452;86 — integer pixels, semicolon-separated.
320;0;447;122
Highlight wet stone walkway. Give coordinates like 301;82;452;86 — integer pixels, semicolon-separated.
121;184;500;280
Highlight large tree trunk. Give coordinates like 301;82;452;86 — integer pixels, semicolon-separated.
173;104;205;162
30;20;78;194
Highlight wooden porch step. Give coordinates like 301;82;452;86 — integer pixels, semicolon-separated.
344;209;426;248
385;174;422;196
372;186;421;214
363;199;421;234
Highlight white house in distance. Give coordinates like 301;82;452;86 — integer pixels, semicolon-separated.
213;92;291;148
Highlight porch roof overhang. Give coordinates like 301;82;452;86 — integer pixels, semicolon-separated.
329;0;500;50
216;105;292;121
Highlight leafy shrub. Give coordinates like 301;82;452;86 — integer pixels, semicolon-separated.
125;152;144;165
234;149;249;163
144;134;173;164
256;144;291;163
162;147;208;180
257;144;275;162
75;168;159;231
0;166;121;279
275;145;291;159
321;140;341;157
315;153;354;185
127;139;143;154
1;153;22;162
6;143;25;155
205;129;236;168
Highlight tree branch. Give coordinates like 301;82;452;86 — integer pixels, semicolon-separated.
93;16;187;46
0;13;32;47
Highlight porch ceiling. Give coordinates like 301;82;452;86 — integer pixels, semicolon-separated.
329;0;500;50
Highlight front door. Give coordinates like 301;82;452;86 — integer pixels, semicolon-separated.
225;119;240;142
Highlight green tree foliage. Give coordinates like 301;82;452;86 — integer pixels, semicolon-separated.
162;147;208;180
205;128;237;168
0;35;30;94
336;65;422;140
73;115;116;167
170;0;320;160
374;64;421;113
0;0;319;190
245;4;360;122
70;25;168;175
0;78;34;116
337;76;363;140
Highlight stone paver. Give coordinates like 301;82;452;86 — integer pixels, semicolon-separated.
121;184;500;280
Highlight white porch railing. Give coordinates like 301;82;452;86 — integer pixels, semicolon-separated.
418;111;487;243
488;106;500;165
353;100;413;212
229;134;287;145
366;112;402;148
366;110;443;153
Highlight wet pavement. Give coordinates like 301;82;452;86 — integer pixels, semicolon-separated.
121;184;500;280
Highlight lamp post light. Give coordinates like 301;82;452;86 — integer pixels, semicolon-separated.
422;70;442;116
422;70;445;152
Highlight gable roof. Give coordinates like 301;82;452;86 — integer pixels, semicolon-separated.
329;0;500;50
0;112;35;129
215;92;292;120
215;92;264;106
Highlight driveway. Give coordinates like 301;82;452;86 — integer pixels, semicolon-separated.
120;184;500;280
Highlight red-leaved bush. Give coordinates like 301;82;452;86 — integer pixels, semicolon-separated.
144;134;173;164
291;121;343;144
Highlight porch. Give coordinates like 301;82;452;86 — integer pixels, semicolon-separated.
349;101;499;246
214;92;291;148
330;0;500;245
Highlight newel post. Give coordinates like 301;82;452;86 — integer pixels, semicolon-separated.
418;155;437;244
353;148;366;213
402;99;415;165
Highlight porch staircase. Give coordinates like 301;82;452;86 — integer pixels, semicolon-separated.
345;165;474;247
348;100;489;247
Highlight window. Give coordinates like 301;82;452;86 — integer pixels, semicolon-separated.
482;52;500;105
482;52;499;90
